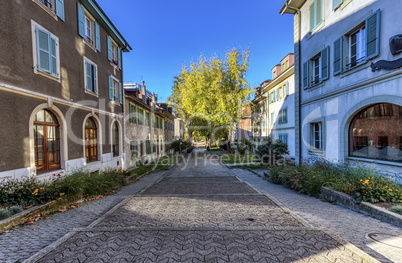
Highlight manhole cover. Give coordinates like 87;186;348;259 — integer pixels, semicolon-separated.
247;218;256;222
368;233;402;249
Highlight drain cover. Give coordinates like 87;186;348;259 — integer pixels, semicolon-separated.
247;218;256;222
368;233;402;249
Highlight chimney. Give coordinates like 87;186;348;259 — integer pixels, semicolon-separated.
141;81;146;103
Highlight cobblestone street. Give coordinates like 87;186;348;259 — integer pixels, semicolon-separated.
12;149;384;263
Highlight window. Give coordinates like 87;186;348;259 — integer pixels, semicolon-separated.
130;141;138;160
34;0;64;20
278;108;288;124
77;3;101;51
112;122;119;157
107;36;121;68
34;109;60;173
108;76;123;103
145;112;150;126
311;122;323;150
284;82;289;96
303;46;329;89
270;112;275;124
332;0;343;10
279;134;288;145
350;103;402;162
129;104;138;124
146;140;151;154
138;109;144;125
310;0;323;32
85;117;98;162
84;58;97;94
333;10;380;75
32;22;60;79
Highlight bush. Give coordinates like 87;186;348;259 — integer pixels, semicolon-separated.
8;206;23;215
0;209;11;220
390;205;402;215
170;139;190;153
256;137;289;166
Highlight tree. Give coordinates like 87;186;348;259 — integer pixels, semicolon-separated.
168;48;251;145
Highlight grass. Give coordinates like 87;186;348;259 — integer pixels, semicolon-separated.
230;164;266;169
390;205;402;215
220;153;260;164
209;146;221;151
126;164;170;178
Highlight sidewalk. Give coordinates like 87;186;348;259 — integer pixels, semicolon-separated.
232;168;402;263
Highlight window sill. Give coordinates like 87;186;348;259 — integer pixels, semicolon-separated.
305;80;325;91
346;157;402;168
308;149;325;157
82;39;98;53
340;0;353;10
308;21;325;39
109;61;121;71
34;68;61;83
32;0;58;21
85;90;98;97
339;61;370;78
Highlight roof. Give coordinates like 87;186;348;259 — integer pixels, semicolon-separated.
279;0;307;14
81;0;132;52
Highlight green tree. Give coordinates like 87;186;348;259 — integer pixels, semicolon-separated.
168;48;251;146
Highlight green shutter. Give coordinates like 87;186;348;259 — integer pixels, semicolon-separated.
107;36;112;61
303;61;309;89
321;46;329;81
77;3;85;38
285;82;289;95
366;9;381;60
36;28;51;73
316;0;322;25
118;48;122;69
309;2;315;31
332;0;343;10
108;76;114;100
55;0;65;21
119;82;123;104
95;22;101;51
333;36;343;75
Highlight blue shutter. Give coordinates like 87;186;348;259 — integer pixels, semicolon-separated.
107;36;112;61
36;27;51;73
303;61;309;89
119;82;123;104
366;10;381;60
55;0;65;21
333;36;343;75
332;0;343;10
321;46;329;81
95;22;101;51
50;37;58;77
93;66;97;93
285;82;289;95
108;76;114;100
77;3;85;38
85;62;92;91
118;48;122;69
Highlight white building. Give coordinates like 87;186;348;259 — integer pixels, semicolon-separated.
281;0;402;181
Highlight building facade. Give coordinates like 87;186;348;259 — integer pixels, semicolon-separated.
124;82;165;167
0;0;131;180
281;0;402;180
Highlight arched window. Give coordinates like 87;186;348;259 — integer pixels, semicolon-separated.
349;103;402;162
34;109;60;173
112;122;119;156
85;117;98;162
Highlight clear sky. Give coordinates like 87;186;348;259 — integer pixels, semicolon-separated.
96;0;294;102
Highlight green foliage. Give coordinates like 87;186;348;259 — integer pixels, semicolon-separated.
0;209;11;220
170;139;190;153
237;139;253;155
126;165;170;178
390;205;402;215
256;137;289;166
8;206;23;215
266;160;402;202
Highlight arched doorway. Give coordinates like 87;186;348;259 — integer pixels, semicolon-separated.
33;109;60;173
85;117;98;162
349;103;402;162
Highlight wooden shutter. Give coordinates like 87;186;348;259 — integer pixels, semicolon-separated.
366;9;381;60
118;48;122;69
285;82;289;95
119;82;123;104
333;36;343;75
85;62;92;91
50;37;58;76
93;66;97;93
108;76;114;100
36;28;51;73
107;36;113;61
95;23;101;51
77;3;85;38
309;2;315;31
55;0;65;21
302;61;309;89
321;46;329;81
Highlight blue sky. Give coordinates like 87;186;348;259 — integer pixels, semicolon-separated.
96;0;294;102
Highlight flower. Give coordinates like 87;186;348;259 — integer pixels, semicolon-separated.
59;193;65;196
32;188;39;195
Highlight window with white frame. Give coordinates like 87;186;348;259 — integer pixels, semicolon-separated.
302;46;329;89
108;76;122;103
77;3;101;51
278;108;288;124
33;0;65;20
84;57;97;94
107;36;121;68
311;122;323;150
278;134;288;145
32;21;60;79
333;10;380;75
309;0;323;32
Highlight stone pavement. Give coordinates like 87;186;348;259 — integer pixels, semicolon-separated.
19;148;383;263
